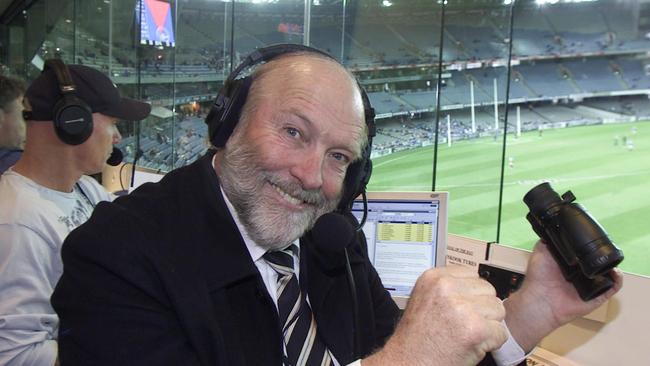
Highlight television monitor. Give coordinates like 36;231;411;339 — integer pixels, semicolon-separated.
136;0;176;47
351;191;449;302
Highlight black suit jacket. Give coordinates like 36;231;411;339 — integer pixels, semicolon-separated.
52;153;399;365
52;153;506;366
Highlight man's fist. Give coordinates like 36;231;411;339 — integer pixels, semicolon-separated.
364;265;507;366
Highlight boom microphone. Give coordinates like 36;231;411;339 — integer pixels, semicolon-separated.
309;212;361;360
310;213;356;270
106;147;123;166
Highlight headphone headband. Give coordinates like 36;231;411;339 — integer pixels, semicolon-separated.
45;59;78;95
228;44;334;84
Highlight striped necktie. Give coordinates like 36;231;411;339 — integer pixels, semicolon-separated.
263;245;333;366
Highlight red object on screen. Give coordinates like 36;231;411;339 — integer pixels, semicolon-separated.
146;0;170;29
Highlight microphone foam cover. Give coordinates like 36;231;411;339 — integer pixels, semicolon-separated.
311;212;356;256
106;147;123;166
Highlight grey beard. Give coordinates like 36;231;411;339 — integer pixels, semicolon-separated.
219;139;340;251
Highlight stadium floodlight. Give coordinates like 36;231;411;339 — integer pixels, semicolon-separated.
382;0;393;6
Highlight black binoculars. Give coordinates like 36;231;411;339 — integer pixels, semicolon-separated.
523;182;624;301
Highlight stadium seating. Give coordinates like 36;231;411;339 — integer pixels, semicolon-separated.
47;0;645;173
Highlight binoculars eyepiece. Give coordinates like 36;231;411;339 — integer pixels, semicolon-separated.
523;182;623;301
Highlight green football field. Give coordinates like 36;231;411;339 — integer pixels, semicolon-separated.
368;121;650;276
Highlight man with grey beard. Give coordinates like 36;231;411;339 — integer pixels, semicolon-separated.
52;47;621;366
218;121;339;250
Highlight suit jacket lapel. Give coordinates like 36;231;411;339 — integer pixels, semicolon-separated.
159;152;268;365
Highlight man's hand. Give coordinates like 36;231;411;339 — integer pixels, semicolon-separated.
504;240;623;352
363;265;508;366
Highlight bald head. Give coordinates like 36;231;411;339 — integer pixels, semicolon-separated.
235;52;368;157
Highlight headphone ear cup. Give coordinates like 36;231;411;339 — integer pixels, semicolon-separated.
337;146;373;212
207;77;253;148
53;94;93;145
358;157;373;195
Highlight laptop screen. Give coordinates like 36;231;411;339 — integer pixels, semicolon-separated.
351;192;449;297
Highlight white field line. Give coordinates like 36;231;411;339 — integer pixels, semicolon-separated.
370;169;650;190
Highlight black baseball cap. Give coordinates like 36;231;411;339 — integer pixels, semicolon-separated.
25;64;151;121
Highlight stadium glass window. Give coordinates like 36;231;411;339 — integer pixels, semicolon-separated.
1;0;648;277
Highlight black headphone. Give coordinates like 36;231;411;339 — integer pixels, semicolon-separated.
44;59;94;145
205;44;376;212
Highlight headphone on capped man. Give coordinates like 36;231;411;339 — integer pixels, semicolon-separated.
42;59;94;145
204;44;376;212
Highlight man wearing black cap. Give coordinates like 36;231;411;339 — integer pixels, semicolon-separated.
0;62;151;366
